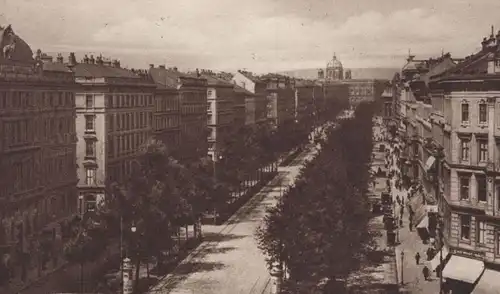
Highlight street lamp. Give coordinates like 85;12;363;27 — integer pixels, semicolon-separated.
131;225;137;233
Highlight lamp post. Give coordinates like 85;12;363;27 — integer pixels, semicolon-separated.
400;250;404;285
434;145;445;293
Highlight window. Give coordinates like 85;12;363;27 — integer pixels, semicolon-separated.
477;176;487;202
478;140;488;162
85;115;94;131
85;140;95;157
460;139;470;161
460;214;471;240
479;102;488;124
459;175;470;200
477;220;486;244
85;94;93;108
207;90;214;98
461;103;469;122
85;168;96;185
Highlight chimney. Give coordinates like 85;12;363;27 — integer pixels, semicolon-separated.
96;55;104;65
103;59;112;66
89;55;95;64
112;59;121;68
56;53;64;63
159;65;166;69
173;67;178;71
196;68;200;77
149;64;154;68
83;55;89;64
68;52;77;66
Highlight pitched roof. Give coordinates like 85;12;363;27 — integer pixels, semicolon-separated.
202;74;234;87
72;63;140;79
43;62;72;73
233;84;255;96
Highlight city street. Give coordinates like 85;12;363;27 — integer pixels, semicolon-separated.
383;132;440;294
147;145;320;294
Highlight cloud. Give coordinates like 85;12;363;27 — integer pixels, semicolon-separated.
1;0;498;72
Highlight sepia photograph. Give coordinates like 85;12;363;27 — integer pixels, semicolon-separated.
0;0;500;293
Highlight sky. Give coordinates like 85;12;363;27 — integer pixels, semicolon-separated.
1;0;500;73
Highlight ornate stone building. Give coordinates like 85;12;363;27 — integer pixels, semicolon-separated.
0;25;78;281
72;54;157;214
317;54;387;107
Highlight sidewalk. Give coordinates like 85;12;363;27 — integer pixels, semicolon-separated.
387;142;440;293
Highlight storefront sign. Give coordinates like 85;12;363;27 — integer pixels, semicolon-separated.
450;247;484;260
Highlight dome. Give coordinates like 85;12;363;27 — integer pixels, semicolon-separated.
0;25;34;64
327;54;343;69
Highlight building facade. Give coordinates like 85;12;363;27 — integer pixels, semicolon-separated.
294;80;315;122
72;54;156;214
0;25;78;279
399;31;500;293
203;71;235;161
260;74;295;128
148;65;181;157
232;70;269;127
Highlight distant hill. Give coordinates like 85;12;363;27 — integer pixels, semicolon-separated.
279;68;399;80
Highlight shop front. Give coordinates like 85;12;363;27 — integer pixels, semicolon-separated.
471;268;500;294
442;249;485;294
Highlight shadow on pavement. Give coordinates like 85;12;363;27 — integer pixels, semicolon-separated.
156;261;227;292
197;246;237;255
202;232;246;243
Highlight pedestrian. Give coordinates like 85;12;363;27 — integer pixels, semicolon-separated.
423;266;430;281
399;218;403;227
396;195;401;205
426;247;432;261
409;220;413;231
415;252;421;265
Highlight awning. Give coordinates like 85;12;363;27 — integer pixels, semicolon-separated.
442;255;484;284
429;247;449;271
472;269;500;294
425;156;436;171
409;192;424;213
416;215;429;229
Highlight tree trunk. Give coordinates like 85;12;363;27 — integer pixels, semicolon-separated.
80;262;84;293
134;258;140;294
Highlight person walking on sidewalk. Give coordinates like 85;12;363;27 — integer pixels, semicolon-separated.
415;252;421;265
423;266;430;281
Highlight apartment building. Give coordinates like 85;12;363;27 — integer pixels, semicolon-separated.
72;54;156;213
400;31;500;293
0;25;78;274
294;80;315;122
148;65;181;157
202;71;235;160
259;74;295;128
232;70;269;127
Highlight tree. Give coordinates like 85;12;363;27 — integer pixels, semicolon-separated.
257;101;375;293
63;214;106;292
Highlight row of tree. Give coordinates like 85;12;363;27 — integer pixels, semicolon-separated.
257;101;376;293
63;95;348;292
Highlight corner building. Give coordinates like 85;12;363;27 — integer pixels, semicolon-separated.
72;54;156;213
0;25;77;275
429;31;500;293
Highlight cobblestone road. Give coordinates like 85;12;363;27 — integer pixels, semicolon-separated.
147;146;319;294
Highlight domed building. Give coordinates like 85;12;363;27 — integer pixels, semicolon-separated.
317;53;345;82
326;54;344;81
0;24;35;65
0;24;78;271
